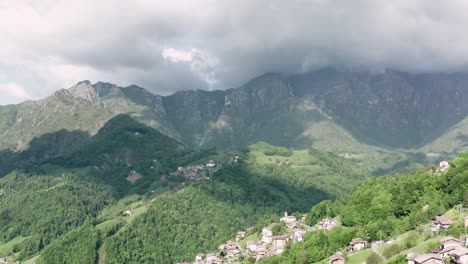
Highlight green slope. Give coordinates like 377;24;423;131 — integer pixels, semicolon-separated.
421;116;468;158
0;115;213;262
0;167;114;261
258;153;468;264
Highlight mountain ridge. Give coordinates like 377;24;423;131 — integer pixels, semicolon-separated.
1;68;468;163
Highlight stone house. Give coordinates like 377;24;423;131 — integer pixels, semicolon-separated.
433;216;453;229
407;253;443;264
318;218;338;230
329;253;345;264
440;237;463;249
272;235;289;254
450;247;468;264
293;229;306;242
348;238;368;251
262;227;273;243
439;246;459;259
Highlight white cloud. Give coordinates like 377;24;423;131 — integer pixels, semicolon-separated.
0;82;34;105
2;0;468;104
162;48;219;86
162;48;195;63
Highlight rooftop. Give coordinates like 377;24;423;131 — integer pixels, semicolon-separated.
435;215;453;225
452;247;468;257
272;235;289;240
329;254;345;262
441;236;462;244
412;253;442;263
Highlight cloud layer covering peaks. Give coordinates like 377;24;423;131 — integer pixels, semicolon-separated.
1;0;468;104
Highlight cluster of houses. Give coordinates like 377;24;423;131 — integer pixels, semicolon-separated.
181;212;339;264
407;235;468;264
0;258;20;264
169;160;218;181
406;216;468;264
330;215;468;264
183;210;467;264
318;218;338;230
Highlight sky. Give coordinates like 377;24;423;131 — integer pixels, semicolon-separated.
2;0;468;105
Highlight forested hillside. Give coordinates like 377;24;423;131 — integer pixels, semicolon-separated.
0;168;114;261
85;142;369;263
0;116;370;263
259;153;468;264
0;115;466;264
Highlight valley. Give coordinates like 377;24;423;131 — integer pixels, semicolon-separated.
0;70;467;264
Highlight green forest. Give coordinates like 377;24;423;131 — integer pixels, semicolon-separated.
0;115;466;264
0;116;370;263
258;153;468;264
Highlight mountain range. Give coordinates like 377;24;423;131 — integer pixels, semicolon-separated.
2;68;468;161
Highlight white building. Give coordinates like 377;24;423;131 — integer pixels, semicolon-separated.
206;160;217;168
122;210;133;216
280;212;297;224
439;161;449;171
262;227;273;243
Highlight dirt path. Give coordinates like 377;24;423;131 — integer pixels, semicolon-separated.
371;241;385;260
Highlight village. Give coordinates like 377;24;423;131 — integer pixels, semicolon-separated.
402;215;468;264
178;212;341;264
169;155;239;182
327;214;468;264
180;213;468;264
168;159;218;182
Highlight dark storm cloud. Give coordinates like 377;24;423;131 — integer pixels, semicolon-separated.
1;0;468;104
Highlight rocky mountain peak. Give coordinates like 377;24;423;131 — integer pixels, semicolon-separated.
68;80;99;101
67;81;121;101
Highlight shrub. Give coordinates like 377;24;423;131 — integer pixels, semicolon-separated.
366;252;384;264
383;244;401;259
